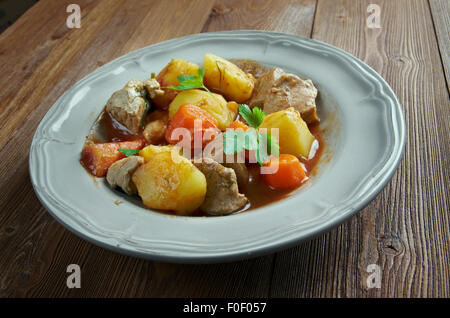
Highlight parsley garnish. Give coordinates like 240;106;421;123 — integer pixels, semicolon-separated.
162;68;212;94
238;104;265;128
119;149;140;156
223;130;258;155
259;131;280;158
223;104;280;166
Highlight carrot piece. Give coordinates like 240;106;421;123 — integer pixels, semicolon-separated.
261;154;307;189
81;139;145;177
165;104;219;146
227;120;249;131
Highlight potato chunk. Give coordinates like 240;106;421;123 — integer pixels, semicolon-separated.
259;107;315;158
132;149;206;215
153;59;200;109
168;89;237;130
204;53;255;103
139;144;181;162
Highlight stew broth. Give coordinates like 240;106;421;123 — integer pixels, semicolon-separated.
89;112;323;216
83;59;324;216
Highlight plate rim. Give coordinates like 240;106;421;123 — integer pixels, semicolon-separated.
29;30;406;263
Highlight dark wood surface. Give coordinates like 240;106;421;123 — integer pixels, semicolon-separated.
0;0;448;297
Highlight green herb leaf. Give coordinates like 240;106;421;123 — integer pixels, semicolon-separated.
119;149;140;157
255;146;266;166
244;130;259;151
259;132;280;158
222;129;279;166
223;130;246;155
162;68;212;94
238;104;254;126
238;104;265;128
252;107;266;127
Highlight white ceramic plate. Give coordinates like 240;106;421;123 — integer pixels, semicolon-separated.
29;31;405;263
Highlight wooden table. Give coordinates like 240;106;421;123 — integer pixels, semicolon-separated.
0;0;448;298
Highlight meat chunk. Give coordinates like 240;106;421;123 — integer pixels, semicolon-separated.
105;79;148;134
106;156;144;195
249;68;319;124
202;137;249;189
143;110;169;145
143;78;165;99
193;158;248;215
222;162;249;189
229;58;270;78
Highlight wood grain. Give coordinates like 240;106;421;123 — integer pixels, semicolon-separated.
429;0;450;89
0;0;448;298
201;0;316;35
270;0;450;297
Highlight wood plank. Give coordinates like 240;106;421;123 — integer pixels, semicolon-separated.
0;0;216;297
429;0;450;89
118;0;216;55
0;0;99;100
201;0;316;35
0;0;123;152
270;0;450;297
